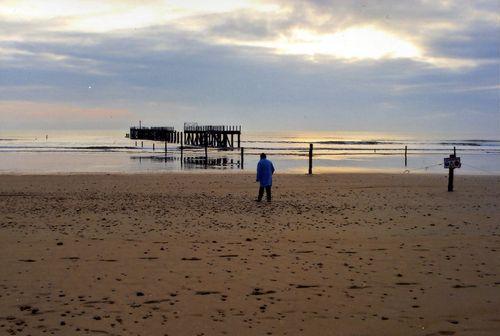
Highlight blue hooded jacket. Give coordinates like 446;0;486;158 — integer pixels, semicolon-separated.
256;158;275;187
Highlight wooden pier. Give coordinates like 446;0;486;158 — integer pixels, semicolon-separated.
128;126;180;143
183;124;241;148
127;123;242;149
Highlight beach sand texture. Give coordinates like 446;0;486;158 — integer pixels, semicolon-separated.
0;173;499;335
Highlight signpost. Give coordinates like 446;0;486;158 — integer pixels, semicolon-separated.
444;154;461;192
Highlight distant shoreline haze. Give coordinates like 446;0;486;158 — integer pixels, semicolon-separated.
1;129;499;141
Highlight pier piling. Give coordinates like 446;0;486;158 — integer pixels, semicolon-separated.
204;133;208;168
180;133;184;163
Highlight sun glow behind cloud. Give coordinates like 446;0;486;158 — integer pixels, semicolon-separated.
219;26;423;61
215;26;477;68
274;27;422;60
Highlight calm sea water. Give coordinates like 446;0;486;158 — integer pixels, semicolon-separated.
0;130;499;175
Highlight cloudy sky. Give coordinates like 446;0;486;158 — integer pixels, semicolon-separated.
0;0;499;135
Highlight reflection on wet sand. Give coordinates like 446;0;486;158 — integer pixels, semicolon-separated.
131;155;242;170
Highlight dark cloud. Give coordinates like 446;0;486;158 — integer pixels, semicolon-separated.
426;22;500;60
205;10;287;40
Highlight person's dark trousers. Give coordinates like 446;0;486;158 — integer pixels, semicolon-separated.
258;186;272;202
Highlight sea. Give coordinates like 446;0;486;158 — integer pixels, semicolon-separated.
0;130;499;175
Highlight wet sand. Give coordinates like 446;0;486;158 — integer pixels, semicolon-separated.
0;173;499;335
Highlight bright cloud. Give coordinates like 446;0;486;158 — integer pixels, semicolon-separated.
278;27;421;59
0;0;271;32
221;26;422;61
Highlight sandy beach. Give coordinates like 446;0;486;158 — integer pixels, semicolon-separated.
0;173;499;336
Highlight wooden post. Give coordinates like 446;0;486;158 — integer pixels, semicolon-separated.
135;141;137;147
141;141;143;148
448;154;455;192
153;143;155;151
454;146;456;156
240;147;244;169
308;143;313;175
204;133;208;167
404;145;408;167
164;140;167;156
180;132;184;166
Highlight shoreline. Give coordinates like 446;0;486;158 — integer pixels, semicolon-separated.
0;170;499;176
1;147;499;176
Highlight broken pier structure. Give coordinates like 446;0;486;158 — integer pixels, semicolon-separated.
183;124;241;149
128;126;180;143
128;123;241;149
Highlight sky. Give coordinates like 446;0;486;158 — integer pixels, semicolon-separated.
0;0;499;136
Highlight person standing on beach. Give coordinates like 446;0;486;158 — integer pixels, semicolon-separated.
256;153;275;202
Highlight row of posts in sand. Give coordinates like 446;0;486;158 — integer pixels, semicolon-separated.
134;139;460;192
310;144;459;191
